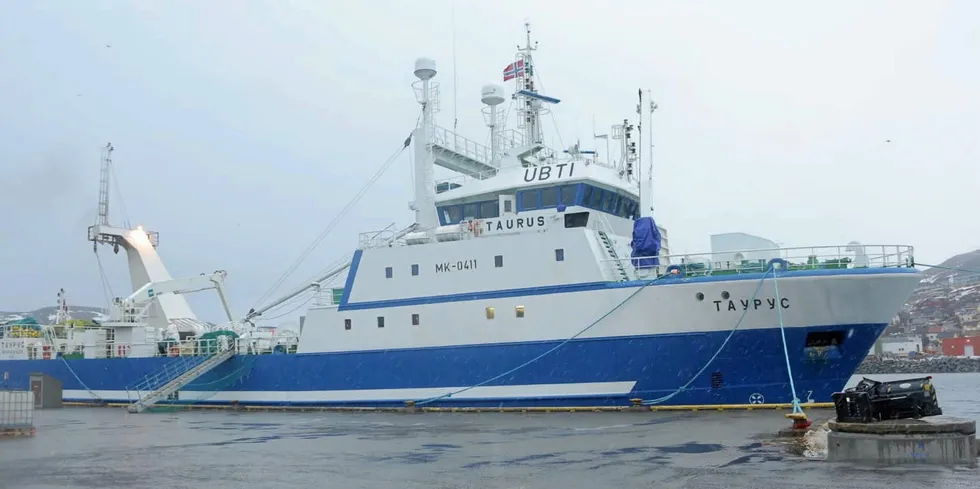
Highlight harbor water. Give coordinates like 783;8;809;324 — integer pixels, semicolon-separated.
0;373;977;489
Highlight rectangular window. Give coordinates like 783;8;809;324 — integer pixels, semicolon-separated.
486;307;495;319
540;187;558;207
385;267;393;278
589;187;603;209
412;313;420;326
559;185;577;206
515;305;525;318
462;203;478;219
344;319;352;330
377;316;385;328
411;264;419;276
446;206;462;223
503;200;513;213
495;255;504;267
480;201;499;219
564;211;590;228
555;249;565;261
602;192;616;212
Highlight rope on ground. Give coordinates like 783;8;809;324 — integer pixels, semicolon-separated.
641;267;775;405
414;273;666;406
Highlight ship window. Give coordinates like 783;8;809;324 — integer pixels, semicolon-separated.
559;185;577;206
494;255;503;267
555;249;565;261
581;185;592;206
540;187;558;207
603;192;616;212
344;319;351;330
480;201;499;219
564;211;589;228
486;307;495;319
411;264;419;276
377;316;385;328
515;305;525;318
589;187;603;209
385;267;393;278
446;206;462;224
462;203;478;220
412;313;420;326
503;200;513;213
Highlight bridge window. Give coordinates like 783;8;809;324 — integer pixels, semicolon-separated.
540;187;558;207
462;203;478;220
377;316;385;328
385;267;393;278
411;264;419;276
344;319;351;330
445;206;461;224
412;313;420;326
559;185;578;206
495;255;504;267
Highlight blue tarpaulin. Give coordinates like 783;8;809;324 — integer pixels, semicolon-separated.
630;216;662;268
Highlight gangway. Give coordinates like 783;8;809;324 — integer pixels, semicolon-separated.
125;345;236;413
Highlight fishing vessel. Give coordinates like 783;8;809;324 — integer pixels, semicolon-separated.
0;25;922;411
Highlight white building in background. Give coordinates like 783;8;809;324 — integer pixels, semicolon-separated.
879;336;922;356
710;232;780;264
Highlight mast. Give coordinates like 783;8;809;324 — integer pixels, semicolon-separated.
515;22;541;145
643;93;658;217
412;58;440;232
97;143;113;226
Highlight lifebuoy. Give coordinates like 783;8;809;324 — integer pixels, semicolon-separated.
664;264;685;278
767;258;789;272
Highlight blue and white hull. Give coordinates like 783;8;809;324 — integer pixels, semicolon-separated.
0;267;920;408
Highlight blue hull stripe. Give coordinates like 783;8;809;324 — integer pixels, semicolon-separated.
338;266;918;311
0;323;885;408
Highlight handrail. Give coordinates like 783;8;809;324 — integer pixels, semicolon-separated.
598;244;915;280
429;125;495;167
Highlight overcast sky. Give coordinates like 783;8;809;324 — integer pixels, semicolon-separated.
1;0;977;323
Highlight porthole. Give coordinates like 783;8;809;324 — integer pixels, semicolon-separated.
695;292;704;301
721;291;730;300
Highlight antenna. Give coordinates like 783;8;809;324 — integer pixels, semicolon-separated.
647;93;658;216
451;4;458;132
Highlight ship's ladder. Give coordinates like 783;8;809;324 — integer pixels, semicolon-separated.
598;230;630;281
125;345;236;414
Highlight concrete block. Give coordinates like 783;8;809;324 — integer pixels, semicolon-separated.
827;416;977;466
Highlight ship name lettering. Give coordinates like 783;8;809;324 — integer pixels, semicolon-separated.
523;162;575;182
484;216;546;233
435;259;477;273
713;297;789;312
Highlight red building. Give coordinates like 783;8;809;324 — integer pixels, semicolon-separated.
941;336;980;357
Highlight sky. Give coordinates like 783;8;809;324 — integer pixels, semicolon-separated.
1;0;977;324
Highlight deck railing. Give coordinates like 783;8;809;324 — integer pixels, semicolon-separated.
600;244;915;281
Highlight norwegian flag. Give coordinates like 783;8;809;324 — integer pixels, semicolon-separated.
502;60;525;81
